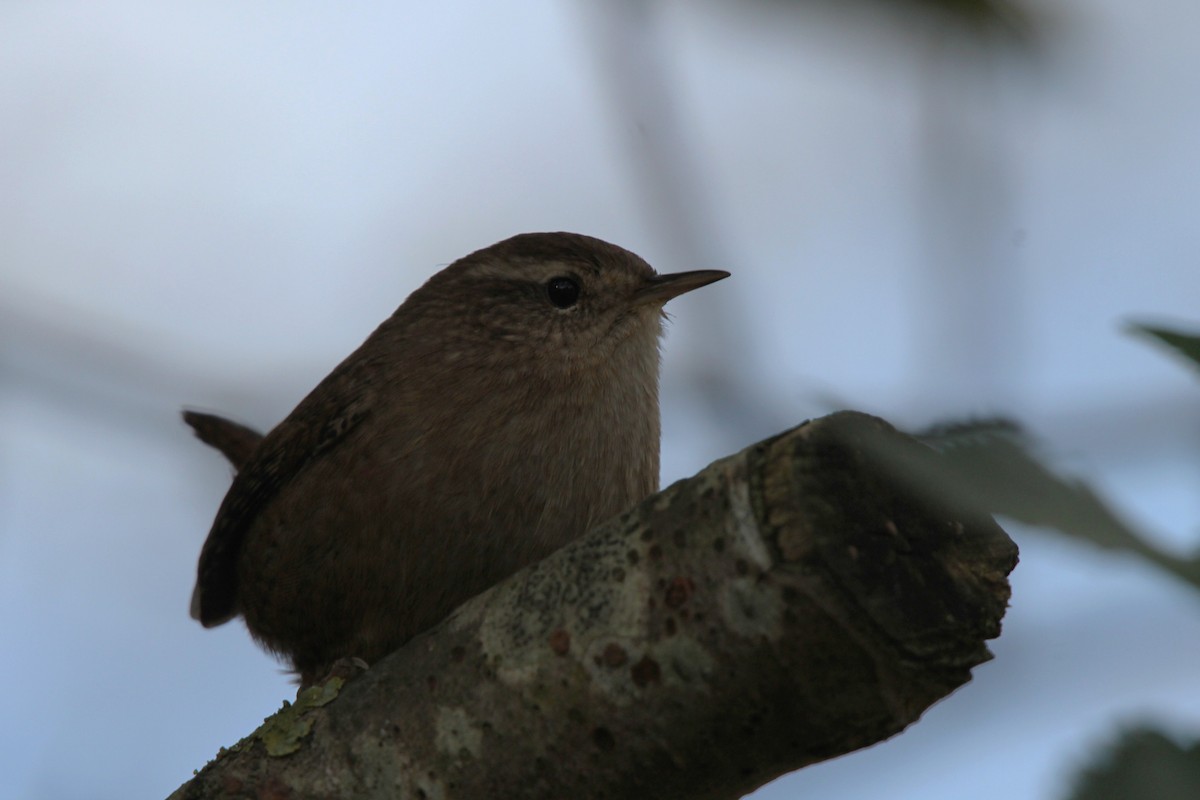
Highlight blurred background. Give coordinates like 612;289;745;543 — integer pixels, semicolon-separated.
3;1;1199;798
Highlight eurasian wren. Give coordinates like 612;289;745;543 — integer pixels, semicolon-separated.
188;232;728;685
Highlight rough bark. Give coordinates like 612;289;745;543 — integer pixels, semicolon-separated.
171;411;1018;800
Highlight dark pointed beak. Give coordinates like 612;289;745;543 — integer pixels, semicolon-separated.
634;269;730;306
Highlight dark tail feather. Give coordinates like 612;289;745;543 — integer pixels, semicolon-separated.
182;410;264;472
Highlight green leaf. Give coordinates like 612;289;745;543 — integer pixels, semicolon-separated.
1067;726;1200;800
1128;322;1200;372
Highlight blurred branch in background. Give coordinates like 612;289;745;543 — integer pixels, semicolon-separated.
913;15;1023;409
2;299;204;443
579;0;1046;449
580;0;783;449
0;298;277;446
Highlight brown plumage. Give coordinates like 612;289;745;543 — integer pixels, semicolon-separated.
187;232;728;686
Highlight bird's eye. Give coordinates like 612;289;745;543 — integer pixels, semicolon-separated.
546;276;581;309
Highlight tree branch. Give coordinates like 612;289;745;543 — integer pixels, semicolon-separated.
171;411;1017;800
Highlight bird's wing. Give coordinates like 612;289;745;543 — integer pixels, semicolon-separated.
189;372;377;627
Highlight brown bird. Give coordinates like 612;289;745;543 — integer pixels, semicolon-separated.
187;232;728;686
